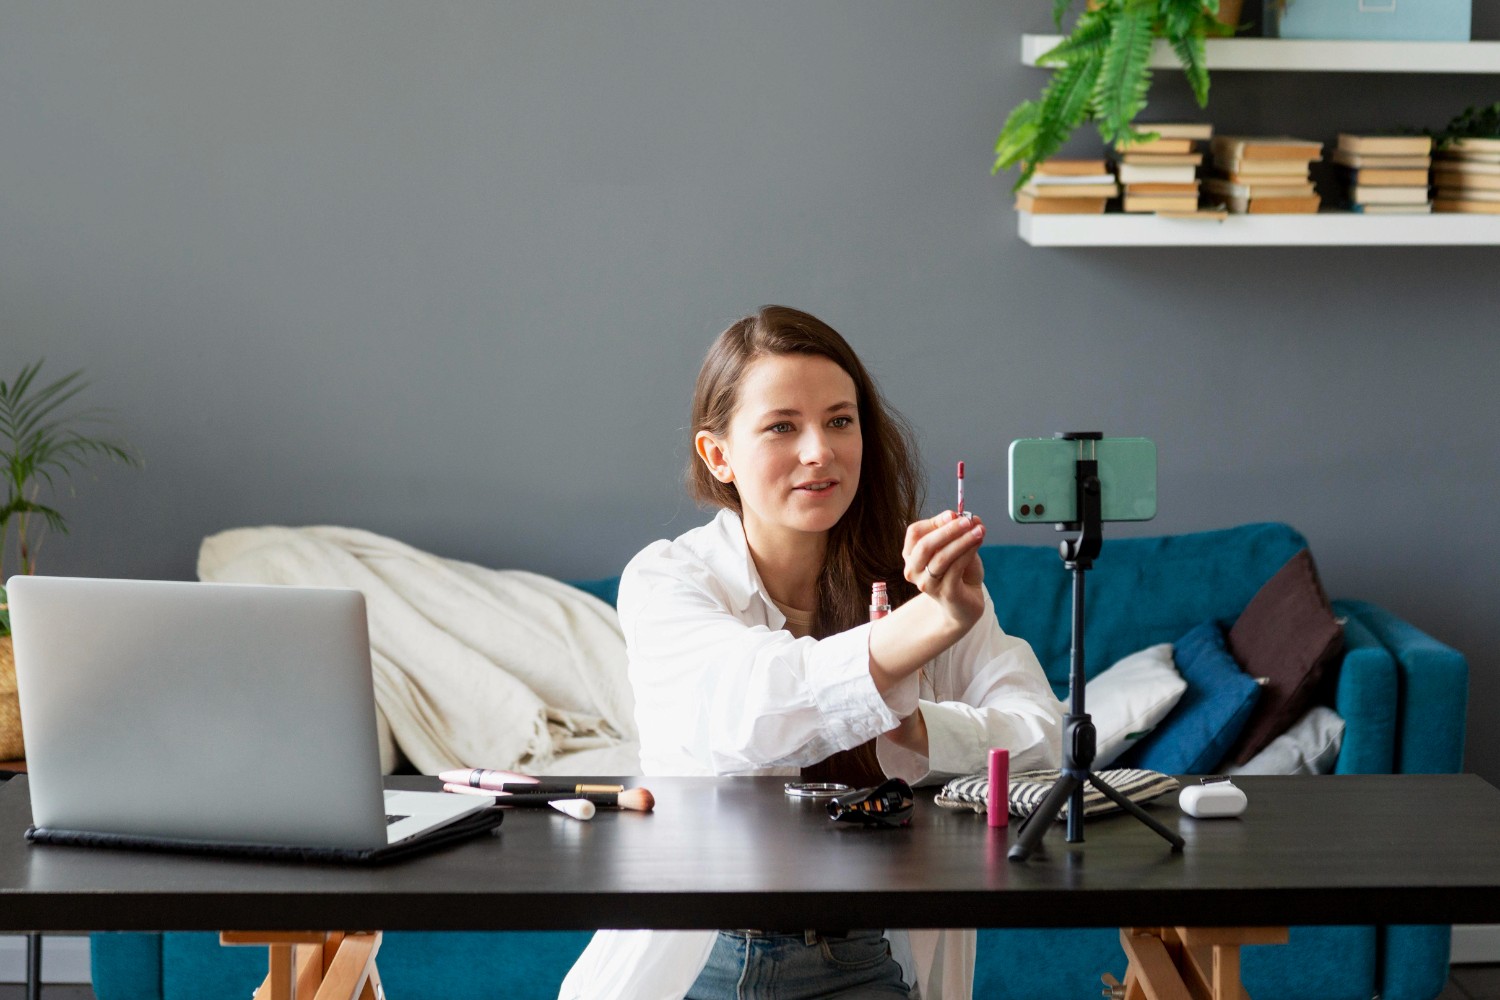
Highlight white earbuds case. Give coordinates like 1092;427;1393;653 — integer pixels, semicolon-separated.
1179;779;1247;819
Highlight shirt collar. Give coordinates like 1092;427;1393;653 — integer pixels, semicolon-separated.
703;508;777;619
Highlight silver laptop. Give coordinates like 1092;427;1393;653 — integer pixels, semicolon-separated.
7;575;488;851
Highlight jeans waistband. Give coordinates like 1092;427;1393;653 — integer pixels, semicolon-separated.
722;929;858;945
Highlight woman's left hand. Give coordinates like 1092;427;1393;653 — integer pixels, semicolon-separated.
902;510;987;634
868;512;989;695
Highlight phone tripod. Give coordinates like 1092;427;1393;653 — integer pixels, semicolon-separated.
1007;433;1185;862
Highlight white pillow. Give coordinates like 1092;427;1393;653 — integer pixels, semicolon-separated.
1226;705;1345;776
1082;643;1187;768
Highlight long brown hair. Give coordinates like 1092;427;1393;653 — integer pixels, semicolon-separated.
688;305;925;785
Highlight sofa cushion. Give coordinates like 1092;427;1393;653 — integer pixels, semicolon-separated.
1120;621;1261;775
979;522;1310;695
1228;705;1345;776
1225;549;1344;765
1083;643;1186;766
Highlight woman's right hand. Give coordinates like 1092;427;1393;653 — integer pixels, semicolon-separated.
903;510;987;637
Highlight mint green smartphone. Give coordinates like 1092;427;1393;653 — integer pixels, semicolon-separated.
1007;437;1157;523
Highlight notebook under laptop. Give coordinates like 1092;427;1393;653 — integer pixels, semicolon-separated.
7;575;493;858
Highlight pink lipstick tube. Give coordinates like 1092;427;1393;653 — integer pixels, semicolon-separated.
988;747;1009;828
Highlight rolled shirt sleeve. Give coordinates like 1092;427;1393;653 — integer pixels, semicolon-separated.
876;590;1064;786
622;540;905;776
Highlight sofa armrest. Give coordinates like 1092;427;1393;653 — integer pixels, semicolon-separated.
1337;600;1469;775
1329;609;1397;775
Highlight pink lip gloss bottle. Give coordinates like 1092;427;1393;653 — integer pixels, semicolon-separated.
869;581;891;621
988;748;1009;828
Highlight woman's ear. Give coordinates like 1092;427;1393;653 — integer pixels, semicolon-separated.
695;431;734;484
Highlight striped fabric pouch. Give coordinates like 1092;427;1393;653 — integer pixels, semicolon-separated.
935;768;1179;819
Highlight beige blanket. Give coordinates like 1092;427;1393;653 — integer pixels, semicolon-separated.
198;526;636;775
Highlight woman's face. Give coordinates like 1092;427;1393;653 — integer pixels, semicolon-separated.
699;353;863;546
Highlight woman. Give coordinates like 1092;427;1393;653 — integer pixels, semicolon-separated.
560;306;1062;1000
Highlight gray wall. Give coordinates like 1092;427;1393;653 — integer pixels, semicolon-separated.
4;3;1497;777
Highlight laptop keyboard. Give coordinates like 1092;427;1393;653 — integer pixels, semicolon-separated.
385;814;410;826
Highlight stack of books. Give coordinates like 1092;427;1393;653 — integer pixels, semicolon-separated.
1114;123;1211;213
1204;136;1324;213
1433;137;1500;214
1333;134;1433;214
1015;158;1119;214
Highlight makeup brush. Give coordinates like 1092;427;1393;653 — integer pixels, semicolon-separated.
491;782;624;795
496;788;655;813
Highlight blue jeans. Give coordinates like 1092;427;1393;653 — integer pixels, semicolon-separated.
685;929;913;999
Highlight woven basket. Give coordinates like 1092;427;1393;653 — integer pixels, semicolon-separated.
0;636;23;761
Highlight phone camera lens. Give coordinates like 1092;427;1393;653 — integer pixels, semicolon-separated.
1035;504;1045;516
1019;504;1031;516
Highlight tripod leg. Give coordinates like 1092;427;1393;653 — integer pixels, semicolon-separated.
1008;772;1082;862
1085;773;1185;851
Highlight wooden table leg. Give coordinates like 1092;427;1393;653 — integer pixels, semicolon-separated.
1118;926;1288;1000
220;931;384;1000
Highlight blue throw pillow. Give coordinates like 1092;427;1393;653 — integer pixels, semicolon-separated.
1120;621;1262;775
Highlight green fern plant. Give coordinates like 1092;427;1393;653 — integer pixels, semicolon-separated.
995;0;1236;191
0;361;141;635
1432;101;1500;145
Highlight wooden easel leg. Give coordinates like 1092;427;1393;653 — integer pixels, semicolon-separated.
313;932;380;1000
257;944;294;1000
357;963;385;1000
1120;928;1193;1000
295;943;325;997
221;931;385;1000
323;932;346;977
1212;945;1240;1000
1117;927;1287;1000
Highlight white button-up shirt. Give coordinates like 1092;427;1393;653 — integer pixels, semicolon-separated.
560;510;1064;1000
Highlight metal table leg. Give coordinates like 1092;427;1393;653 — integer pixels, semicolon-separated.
25;932;41;1000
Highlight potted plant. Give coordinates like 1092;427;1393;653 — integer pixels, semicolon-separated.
1430;101;1500;149
994;0;1240;189
1;361;140;760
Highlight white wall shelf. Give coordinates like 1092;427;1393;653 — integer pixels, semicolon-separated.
1018;211;1500;247
1021;35;1500;73
1015;35;1500;245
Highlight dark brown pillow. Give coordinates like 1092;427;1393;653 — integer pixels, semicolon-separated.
1223;548;1344;766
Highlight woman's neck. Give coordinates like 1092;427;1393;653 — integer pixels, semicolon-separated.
741;517;826;611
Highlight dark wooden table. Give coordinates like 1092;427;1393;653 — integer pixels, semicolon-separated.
4;773;1500;933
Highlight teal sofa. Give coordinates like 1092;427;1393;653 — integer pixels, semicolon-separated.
90;522;1469;1000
